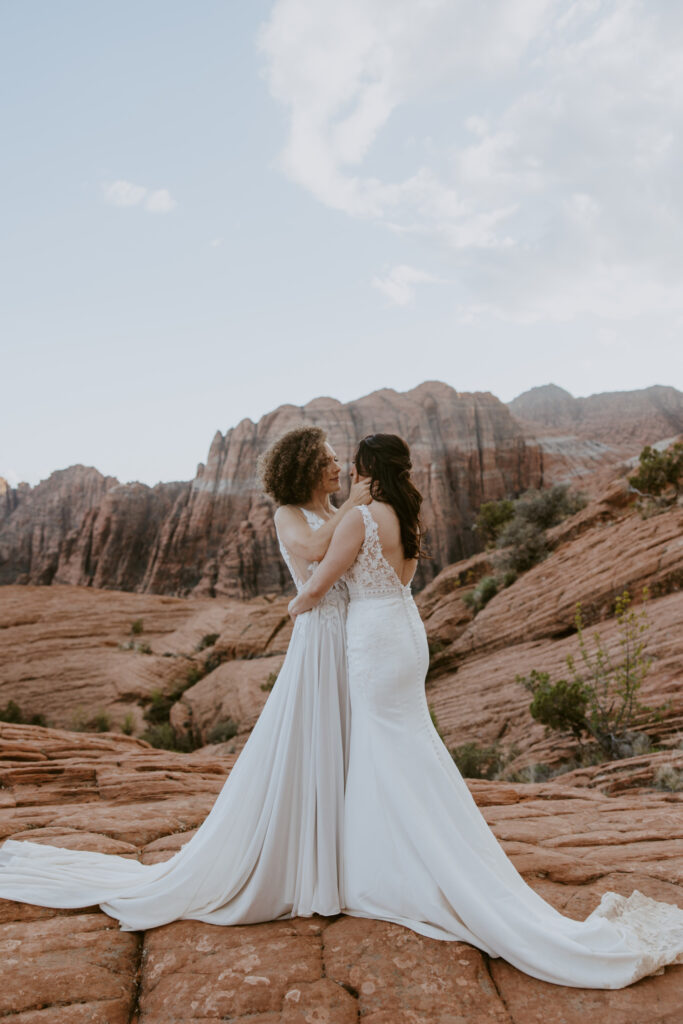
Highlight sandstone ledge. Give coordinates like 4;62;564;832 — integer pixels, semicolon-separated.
0;724;681;1022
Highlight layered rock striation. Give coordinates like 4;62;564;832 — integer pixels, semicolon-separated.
0;723;681;1022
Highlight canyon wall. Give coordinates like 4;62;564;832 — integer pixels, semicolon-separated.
3;380;677;598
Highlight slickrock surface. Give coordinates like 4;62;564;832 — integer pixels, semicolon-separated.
418;477;683;764
3;380;630;599
0;585;291;733
0;723;681;1023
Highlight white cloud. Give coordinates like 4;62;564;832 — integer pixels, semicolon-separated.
144;188;177;214
102;179;177;214
372;265;443;306
260;0;683;324
103;180;148;207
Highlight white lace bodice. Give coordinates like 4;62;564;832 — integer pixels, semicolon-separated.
277;506;347;603
343;504;413;600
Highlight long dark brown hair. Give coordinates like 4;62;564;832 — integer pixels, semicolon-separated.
353;434;423;559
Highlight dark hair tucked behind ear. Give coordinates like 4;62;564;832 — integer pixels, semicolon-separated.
354;434;423;559
258;426;329;505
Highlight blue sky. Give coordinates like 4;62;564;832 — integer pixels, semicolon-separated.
2;0;682;487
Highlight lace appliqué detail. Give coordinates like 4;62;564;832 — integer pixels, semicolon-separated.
589;889;683;985
343;505;411;600
277;506;347;628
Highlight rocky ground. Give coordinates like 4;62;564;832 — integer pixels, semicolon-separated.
1;724;681;1023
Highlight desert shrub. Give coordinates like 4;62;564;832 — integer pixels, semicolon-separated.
140;722;199;752
92;710;111;733
504;762;553;784
207;718;239;744
203;649;227;674
0;700;47;726
121;712;135;736
462;575;499;614
475;499;515;546
629;442;683;498
653;764;683;792
502;569;518;588
0;700;24;724
196;633;219;651
518;590;666;760
496;519;547;573
514;484;587;530
451;741;506;779
185;664;206;687
131;619;144;635
261;670;279;692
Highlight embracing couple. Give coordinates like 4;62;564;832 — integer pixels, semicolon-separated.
1;428;682;989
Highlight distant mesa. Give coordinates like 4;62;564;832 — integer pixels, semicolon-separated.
1;380;681;599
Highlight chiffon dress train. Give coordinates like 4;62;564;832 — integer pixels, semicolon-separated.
0;508;350;931
340;503;683;989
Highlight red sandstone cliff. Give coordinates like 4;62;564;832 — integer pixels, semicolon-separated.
2;381;679;598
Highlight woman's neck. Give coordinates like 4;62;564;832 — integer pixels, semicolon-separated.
301;488;332;517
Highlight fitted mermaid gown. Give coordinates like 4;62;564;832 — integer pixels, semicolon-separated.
0;507;350;930
339;504;683;989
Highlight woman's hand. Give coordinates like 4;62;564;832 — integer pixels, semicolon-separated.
288;596;302;622
347;477;372;506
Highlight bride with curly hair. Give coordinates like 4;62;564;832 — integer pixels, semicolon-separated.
0;426;369;929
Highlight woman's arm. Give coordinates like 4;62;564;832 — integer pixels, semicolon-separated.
274;480;370;563
288;509;365;619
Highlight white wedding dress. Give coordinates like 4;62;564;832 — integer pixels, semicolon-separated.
340;503;683;989
0;507;350;930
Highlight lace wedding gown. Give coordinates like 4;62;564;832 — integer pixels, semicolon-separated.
340;503;683;989
0;508;350;930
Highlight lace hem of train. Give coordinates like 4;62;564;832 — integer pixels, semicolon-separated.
592;889;683;984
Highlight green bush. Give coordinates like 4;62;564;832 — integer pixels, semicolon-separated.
451;741;506;780
131;619;144;635
92;710;111;733
496;519;547;573
475;499;515;546
185;664;206;687
462;575;499;614
207;718;239;744
518;590;666;760
514;484;586;530
0;700;47;726
140;722;200;752
629;442;683;497
121;712;135;736
260;670;279;692
196;633;220;651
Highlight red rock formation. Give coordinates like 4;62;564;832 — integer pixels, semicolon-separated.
2;381;679;599
0;723;681;1021
509;383;683;450
0;466;118;586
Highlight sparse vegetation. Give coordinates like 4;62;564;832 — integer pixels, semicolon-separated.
91;709;111;733
119;639;152;654
517;590;667;761
465;486;587;616
121;712;135;736
261;670;279;692
0;700;47;726
206;718;239;744
462;575;498;613
450;741;507;780
131;619;144;635
653;763;683;792
629;442;683;499
474;499;515;546
196;633;220;651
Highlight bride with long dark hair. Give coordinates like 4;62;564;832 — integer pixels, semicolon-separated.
288;432;683;989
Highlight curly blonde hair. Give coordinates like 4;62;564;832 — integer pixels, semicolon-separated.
258;426;330;506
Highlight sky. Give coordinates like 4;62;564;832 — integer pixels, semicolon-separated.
2;0;682;488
